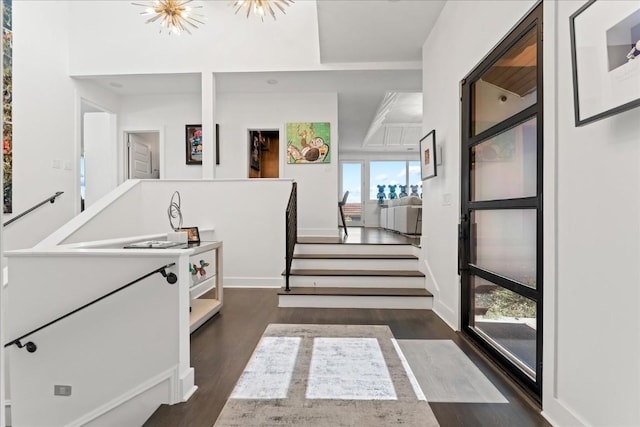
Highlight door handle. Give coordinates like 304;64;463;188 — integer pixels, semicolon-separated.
458;214;469;274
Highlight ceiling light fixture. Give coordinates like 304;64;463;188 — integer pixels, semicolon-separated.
132;0;205;35
232;0;294;22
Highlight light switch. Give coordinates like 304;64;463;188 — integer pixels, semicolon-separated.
54;385;72;396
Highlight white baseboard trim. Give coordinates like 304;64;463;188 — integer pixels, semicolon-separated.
179;367;197;402
433;299;458;331
421;258;440;294
542;397;588;426
224;277;283;288
68;366;178;427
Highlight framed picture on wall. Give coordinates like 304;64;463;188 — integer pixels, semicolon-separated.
285;122;330;164
249;130;261;171
570;0;640;126
186;124;203;164
420;129;437;180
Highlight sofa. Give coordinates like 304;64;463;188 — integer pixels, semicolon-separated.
379;196;422;234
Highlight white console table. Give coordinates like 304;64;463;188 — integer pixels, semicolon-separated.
186;241;223;332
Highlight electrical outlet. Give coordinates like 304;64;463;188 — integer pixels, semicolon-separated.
54;385;72;396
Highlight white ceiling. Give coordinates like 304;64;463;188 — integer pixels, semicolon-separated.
84;0;447;153
317;0;446;63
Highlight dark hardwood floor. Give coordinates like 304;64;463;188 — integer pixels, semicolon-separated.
144;288;549;427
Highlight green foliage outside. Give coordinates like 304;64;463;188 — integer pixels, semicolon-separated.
484;287;536;319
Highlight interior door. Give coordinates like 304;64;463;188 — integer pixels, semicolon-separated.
129;134;153;179
459;3;543;399
340;162;363;227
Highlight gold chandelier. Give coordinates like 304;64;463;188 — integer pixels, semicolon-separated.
132;0;205;35
232;0;294;21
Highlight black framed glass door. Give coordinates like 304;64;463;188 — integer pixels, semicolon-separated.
460;2;543;398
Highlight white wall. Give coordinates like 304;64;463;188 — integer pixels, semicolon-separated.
547;2;640;425
119;93;202;180
422;1;640;425
5;1;76;252
83;112;118;208
217;92;339;236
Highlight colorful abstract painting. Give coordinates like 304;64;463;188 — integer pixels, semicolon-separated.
2;0;11;213
286;122;330;164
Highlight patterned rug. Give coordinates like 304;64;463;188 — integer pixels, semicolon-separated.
214;324;439;426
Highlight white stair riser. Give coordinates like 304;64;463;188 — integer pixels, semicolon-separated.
291;258;418;270
278;295;433;310
288;275;425;288
295;244;417;256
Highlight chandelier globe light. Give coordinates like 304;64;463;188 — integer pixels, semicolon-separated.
132;0;205;35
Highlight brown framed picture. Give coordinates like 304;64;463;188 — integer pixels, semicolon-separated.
179;227;200;243
186;124;202;164
419;129;437;180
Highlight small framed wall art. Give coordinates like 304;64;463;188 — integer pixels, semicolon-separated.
186;124;203;165
419;129;437;180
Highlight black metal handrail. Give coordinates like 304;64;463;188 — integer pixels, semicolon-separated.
3;191;64;227
284;182;297;292
4;263;177;353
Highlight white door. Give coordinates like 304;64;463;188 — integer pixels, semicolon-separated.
127;132;160;180
129;134;152;179
83;112;117;209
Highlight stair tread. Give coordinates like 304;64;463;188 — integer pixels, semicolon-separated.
297;240;418;247
293;254;418;260
288;269;425;277
278;287;433;297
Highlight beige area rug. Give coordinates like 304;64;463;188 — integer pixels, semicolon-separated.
214;324;439;426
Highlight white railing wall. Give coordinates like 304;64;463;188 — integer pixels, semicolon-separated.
39;179;294;287
5;251;191;426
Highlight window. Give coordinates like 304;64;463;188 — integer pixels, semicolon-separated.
369;161;421;200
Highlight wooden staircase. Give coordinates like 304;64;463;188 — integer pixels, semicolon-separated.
278;240;432;309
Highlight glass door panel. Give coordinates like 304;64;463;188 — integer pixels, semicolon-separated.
471;275;537;377
341;162;363;226
471;209;537;288
471;118;537;201
472;26;538;136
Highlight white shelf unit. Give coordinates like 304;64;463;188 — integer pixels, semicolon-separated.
188;241;223;333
